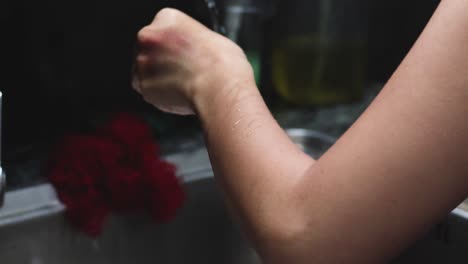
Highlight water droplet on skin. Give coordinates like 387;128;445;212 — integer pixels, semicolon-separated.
232;118;243;131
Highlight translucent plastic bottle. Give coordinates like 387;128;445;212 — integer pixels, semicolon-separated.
272;0;369;106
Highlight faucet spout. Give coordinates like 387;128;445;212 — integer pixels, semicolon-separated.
0;167;4;207
0;92;4;207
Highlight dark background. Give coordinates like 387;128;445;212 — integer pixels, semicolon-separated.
0;0;440;161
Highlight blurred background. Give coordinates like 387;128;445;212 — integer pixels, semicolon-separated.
0;0;440;189
5;2;468;264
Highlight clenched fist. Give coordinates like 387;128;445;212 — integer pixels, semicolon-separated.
133;8;255;115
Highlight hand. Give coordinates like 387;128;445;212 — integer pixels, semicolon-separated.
133;8;255;115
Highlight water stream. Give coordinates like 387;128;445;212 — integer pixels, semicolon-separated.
204;0;226;35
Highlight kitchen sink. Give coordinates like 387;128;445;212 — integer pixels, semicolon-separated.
0;146;261;264
1;130;467;263
0;176;260;264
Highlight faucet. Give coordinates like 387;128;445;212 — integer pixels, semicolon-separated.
0;167;4;207
0;91;4;207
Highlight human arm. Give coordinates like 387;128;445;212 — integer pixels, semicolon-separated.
133;1;468;262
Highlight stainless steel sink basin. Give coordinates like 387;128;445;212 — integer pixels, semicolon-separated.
0;180;260;264
0;147;260;264
0;128;333;264
1;129;468;263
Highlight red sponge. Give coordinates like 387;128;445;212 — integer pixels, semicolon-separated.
46;113;185;237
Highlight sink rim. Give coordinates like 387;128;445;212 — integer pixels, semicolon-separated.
0;148;214;228
2;132;468;229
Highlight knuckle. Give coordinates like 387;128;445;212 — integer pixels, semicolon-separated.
155;8;181;22
137;27;157;45
135;54;152;71
136;54;149;65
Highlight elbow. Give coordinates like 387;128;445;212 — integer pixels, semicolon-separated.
260;212;307;243
251;202;310;261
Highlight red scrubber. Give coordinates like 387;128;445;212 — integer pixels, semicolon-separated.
46;113;185;236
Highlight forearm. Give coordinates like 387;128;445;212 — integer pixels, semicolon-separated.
194;79;314;248
134;10;314;248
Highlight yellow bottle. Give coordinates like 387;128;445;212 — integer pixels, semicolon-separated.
271;0;368;106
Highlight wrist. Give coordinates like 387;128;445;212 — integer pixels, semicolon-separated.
192;70;257;110
193;76;259;118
